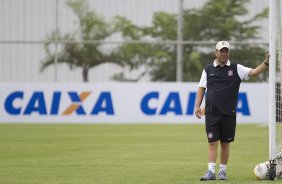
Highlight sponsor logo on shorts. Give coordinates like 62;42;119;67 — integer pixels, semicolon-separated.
208;132;213;139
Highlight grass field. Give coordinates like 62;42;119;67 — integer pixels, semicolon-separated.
0;123;280;184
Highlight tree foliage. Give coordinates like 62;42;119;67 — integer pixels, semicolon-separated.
41;0;268;82
41;0;123;82
115;0;268;81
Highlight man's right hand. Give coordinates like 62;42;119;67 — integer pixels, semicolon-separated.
195;106;205;119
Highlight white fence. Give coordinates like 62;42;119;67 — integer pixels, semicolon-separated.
0;0;268;82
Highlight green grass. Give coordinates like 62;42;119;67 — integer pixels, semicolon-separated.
0;124;279;184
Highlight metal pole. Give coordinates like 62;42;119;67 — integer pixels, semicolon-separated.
269;0;276;162
176;0;183;82
54;0;59;82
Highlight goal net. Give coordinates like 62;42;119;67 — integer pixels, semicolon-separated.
269;0;282;180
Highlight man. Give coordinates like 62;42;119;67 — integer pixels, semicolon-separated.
195;41;270;181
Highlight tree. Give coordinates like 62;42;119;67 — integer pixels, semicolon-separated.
115;0;268;82
41;0;123;82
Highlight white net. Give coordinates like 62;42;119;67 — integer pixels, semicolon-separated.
275;0;282;177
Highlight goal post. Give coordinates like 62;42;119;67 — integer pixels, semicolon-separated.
269;0;282;180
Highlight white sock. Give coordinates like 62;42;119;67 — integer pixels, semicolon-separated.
219;164;227;172
208;162;216;173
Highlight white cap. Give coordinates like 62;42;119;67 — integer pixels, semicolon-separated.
216;41;230;50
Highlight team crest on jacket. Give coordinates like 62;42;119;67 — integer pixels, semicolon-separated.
228;70;233;77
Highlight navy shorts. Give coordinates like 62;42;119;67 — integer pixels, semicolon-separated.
205;113;236;143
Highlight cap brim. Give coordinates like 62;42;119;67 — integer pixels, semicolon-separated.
217;46;230;50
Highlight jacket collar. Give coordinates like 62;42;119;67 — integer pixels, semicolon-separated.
213;59;231;67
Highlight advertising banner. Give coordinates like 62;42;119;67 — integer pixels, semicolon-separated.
0;82;268;124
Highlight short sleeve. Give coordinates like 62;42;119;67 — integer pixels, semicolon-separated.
199;69;207;88
237;64;251;80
